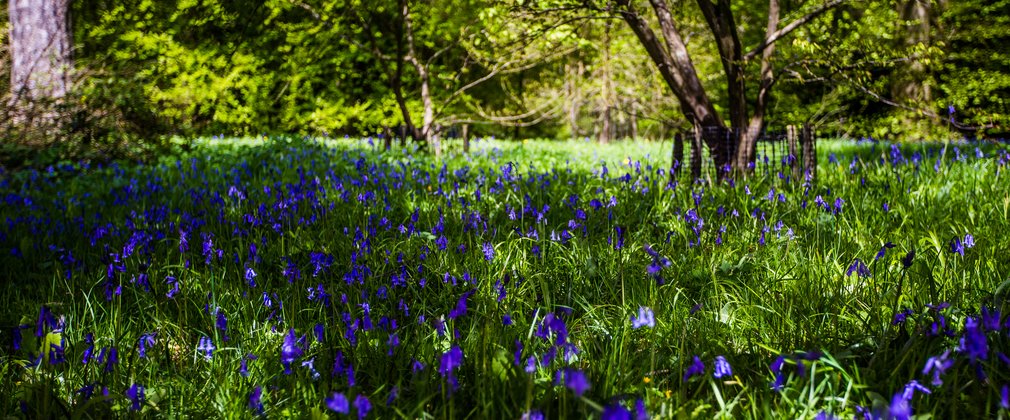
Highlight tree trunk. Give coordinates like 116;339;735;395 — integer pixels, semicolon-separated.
891;0;933;134
383;126;392;151
671;132;684;181
402;0;432;146
787;124;799;177
739;0;781;172
617;0;845;175
617;0;728;166
691;125;703;179
566;61;583;139
801;123;816;181
462;124;470;153
630;105;638;140
8;0;72;128
392;3;419;142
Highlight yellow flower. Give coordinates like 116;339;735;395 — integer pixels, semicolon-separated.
664;390;672;399
643;376;652;384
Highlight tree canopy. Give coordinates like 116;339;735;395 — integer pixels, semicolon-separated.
4;0;1008;151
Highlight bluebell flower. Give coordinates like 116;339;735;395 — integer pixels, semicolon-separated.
326;392;349;413
138;333;156;359
769;356;786;391
631;306;655;329
482;242;495;262
81;332;95;364
48;338;66;365
634;399;648;420
313;323;325;343
964;233;975;249
521;410;545;420
245;267;257;288
440;345;464;377
11;324;26;351
197;336;215;361
353;394;371;419
875;242;896;260
248;386;264;414
281;329;304;374
613;226;625;250
981;307;1002;331
558;368;590;396
846;258;870;277
713;356;732;379
950;236;965;256
958;316;988;363
890;390;912;420
100;346;119;372
165;275;180;299
301;357;321;380
36;306;56;337
602;403;632;420
902;380;931;400
690;303;703;315
814;411;837;420
683;356;705;381
922;350;954;386
126;383;145;411
644;244;671;284
901;249;915;269
891;308;914;325
216;311;229;341
1001;384;1009;410
240;354;256;377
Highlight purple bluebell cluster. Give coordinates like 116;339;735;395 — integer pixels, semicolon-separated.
2;138;1007;417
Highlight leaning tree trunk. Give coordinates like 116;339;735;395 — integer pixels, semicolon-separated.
618;0;730;168
8;0;72;129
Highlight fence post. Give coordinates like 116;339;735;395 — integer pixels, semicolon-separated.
671;132;684;182
462;124;470;153
801;123;816;181
691;125;703;180
787;125;798;177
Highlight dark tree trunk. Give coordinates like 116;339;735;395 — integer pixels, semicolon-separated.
801;123;816;180
787;124;799;178
671;132;684;182
8;0;72;126
616;0;844;175
617;0;728;167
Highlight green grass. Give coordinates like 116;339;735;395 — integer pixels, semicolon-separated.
1;136;1008;419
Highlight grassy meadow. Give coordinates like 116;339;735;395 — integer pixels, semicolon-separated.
1;136;1009;419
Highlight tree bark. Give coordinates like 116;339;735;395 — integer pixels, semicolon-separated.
617;0;729;168
616;0;846;175
671;132;684;181
801;123;816;181
8;0;72;126
402;0;434;146
742;0;780;167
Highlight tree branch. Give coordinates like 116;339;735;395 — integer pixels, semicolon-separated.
743;0;848;62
